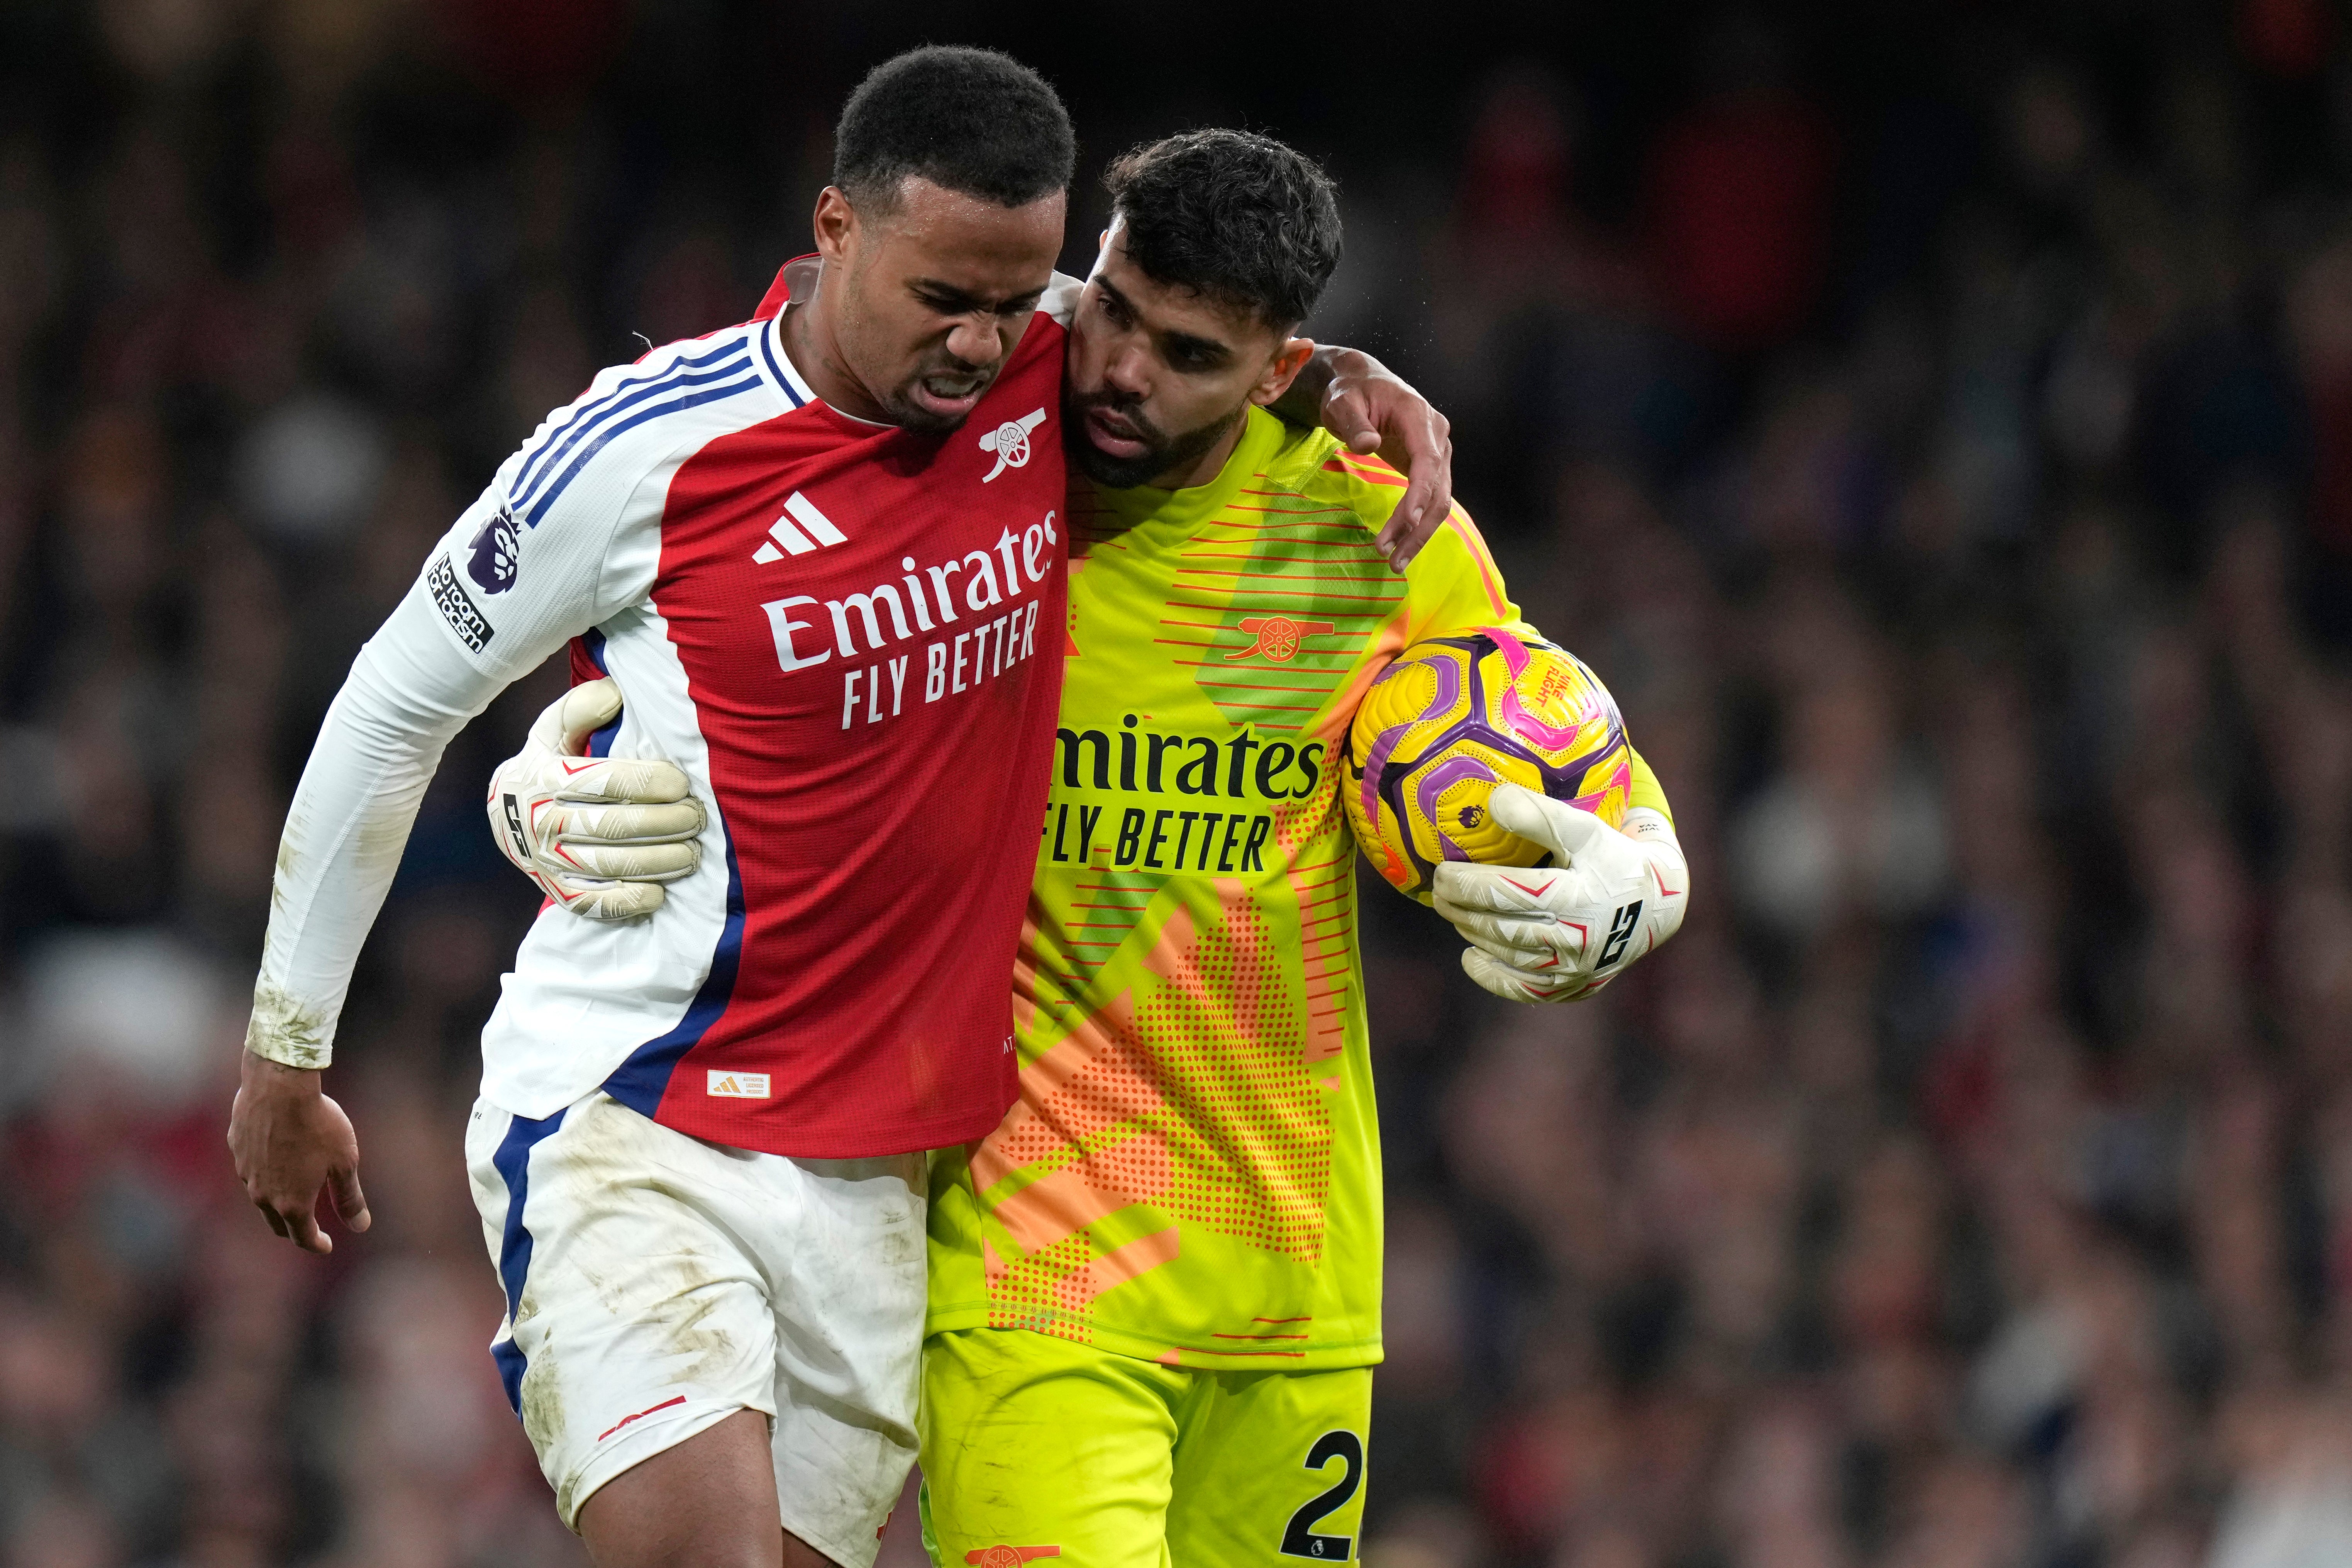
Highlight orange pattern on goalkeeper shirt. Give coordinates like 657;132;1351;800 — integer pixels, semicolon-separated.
1051;1226;1180;1317
979;882;1333;1339
983;909;1196;1192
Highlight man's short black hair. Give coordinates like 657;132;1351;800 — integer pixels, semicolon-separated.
833;46;1075;214
1104;129;1342;331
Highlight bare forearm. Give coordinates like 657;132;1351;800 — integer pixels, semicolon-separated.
1282;344;1456;569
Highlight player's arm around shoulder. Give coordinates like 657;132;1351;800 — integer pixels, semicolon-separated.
1272;346;1454;569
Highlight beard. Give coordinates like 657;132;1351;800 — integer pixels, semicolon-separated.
1062;386;1239;489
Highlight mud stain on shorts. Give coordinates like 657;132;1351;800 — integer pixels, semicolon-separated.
516;1281;567;1456
550;1098;752;1395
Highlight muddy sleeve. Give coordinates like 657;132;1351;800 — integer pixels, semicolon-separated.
242;587;509;1068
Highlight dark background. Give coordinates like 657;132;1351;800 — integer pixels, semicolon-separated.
2;1;2350;1565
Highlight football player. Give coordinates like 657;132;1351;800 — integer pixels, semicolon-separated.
228;49;1453;1568
498;129;1688;1566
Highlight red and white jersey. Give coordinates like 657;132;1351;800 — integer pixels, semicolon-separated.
255;256;1076;1158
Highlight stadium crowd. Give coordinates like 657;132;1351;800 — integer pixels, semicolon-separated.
1;3;2349;1565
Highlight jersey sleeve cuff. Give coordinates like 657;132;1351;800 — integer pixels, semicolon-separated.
245;981;335;1070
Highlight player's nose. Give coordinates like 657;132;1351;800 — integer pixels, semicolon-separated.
1104;342;1152;395
943;313;1010;369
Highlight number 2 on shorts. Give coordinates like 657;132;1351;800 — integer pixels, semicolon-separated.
1279;1429;1365;1560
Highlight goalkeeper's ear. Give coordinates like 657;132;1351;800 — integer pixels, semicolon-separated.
1248;336;1319;411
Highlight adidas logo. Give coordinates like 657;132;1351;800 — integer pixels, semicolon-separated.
753;492;848;563
706;1070;773;1099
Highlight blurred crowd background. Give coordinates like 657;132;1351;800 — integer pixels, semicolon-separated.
1;1;2350;1565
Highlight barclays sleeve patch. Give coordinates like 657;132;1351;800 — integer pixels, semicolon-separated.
427;554;495;653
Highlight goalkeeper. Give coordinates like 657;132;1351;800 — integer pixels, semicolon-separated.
493;131;1687;1565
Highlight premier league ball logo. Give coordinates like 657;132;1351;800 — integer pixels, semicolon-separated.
467;507;520;594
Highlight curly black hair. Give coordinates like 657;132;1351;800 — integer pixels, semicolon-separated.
1103;129;1342;331
834;46;1075;213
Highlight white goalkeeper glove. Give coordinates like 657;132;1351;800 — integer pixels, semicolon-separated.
1430;783;1688;1004
486;678;705;920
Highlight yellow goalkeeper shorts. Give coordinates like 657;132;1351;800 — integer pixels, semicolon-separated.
917;1328;1373;1568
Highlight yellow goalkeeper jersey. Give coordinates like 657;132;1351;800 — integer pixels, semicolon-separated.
926;407;1657;1370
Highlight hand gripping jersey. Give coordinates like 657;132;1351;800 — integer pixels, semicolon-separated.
252;257;1075;1158
928;408;1552;1368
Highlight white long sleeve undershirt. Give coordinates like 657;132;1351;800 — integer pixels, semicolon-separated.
244;587;507;1068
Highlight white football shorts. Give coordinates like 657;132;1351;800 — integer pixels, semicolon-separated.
464;1089;926;1566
